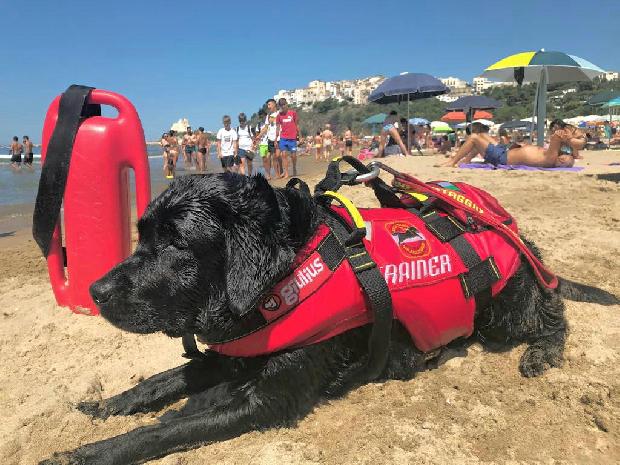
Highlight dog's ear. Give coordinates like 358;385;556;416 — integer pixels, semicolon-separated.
223;175;285;317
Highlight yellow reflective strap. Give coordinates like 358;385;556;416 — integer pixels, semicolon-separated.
332;156;342;162
322;191;366;229
406;191;429;202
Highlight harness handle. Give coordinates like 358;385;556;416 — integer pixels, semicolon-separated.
315;156;403;208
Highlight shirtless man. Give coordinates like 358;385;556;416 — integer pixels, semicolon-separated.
313;131;322;161
343;126;354;157
321;124;334;160
196;127;209;172
22;135;34;169
9;136;22;170
182;127;198;169
442;127;575;168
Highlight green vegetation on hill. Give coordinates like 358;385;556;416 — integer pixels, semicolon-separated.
250;79;618;136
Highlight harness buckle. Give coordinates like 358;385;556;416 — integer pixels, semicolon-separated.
342;161;381;185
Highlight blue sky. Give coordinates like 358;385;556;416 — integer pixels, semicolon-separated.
1;0;618;142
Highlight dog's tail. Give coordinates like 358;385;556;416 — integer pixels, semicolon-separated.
558;277;619;306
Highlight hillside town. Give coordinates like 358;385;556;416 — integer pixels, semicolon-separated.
275;71;619;108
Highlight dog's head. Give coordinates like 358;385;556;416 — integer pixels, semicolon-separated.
89;173;317;338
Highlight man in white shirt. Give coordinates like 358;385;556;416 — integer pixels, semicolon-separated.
216;115;239;173
236;113;255;176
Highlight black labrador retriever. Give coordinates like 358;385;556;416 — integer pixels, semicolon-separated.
41;173;618;465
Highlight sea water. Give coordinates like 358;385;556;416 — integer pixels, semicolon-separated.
0;145;226;207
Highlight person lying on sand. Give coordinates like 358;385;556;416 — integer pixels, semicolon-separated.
440;126;575;168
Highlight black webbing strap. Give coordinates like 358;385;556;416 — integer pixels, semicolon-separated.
33;85;100;257
323;209;393;381
408;205;500;311
420;210;465;242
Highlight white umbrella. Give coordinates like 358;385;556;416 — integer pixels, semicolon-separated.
472;119;494;127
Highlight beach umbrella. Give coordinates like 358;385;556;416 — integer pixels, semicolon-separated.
482;50;606;146
433;126;453;133
362;113;388;125
472;119;494;127
409;117;429;125
500;120;530;130
587;90;620;106
430;121;450;129
441;110;493;122
368;72;449;148
602;97;620;108
445;96;501;123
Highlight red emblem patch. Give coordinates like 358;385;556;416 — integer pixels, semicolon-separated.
386;221;431;258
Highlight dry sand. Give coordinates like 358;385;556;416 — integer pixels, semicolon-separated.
1;151;619;465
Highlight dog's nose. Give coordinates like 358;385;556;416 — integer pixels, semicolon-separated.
90;279;115;305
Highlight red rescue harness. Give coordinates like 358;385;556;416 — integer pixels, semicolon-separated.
201;177;530;358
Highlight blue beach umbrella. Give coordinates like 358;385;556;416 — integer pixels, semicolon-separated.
369;72;449;147
482;50;606;146
409;117;429;125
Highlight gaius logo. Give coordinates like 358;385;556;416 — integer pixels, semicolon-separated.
280;257;326;306
262;294;281;311
386;221;431;258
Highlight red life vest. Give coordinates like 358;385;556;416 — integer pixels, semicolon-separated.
204;181;522;357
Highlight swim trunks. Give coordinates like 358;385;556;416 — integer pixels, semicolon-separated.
185;145;195;154
199;147;207;154
484;144;508;166
24;153;34;164
220;156;237;169
279;138;297;153
268;140;276;154
11;154;22;163
259;144;269;157
345;140;353;148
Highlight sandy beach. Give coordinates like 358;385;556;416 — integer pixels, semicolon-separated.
1;151;619;465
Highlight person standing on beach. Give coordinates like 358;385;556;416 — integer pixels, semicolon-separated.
275;98;299;178
343;126;354;157
314;131;322;161
255;98;283;178
182;127;198;169
236;113;255;176
9;136;22;170
321;124;334;160
217;115;238;173
196;127;209;172
22;136;34;169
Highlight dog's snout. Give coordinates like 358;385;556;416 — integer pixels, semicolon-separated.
90;279;115;306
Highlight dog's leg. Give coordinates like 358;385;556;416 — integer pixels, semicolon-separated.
476;263;568;377
77;351;251;419
40;348;331;465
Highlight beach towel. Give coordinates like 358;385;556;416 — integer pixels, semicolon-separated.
459;163;584;172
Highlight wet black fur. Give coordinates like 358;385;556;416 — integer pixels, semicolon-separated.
41;173;619;465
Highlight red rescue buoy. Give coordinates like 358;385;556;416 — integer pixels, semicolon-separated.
38;87;151;315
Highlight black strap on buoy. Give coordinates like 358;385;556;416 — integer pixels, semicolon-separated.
32;85;101;257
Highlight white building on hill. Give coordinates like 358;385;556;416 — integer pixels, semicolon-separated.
274;75;385;107
473;76;517;94
603;71;619;81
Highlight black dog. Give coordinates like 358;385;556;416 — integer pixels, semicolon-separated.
41;173;618;465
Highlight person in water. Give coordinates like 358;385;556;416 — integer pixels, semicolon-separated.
442;122;575;168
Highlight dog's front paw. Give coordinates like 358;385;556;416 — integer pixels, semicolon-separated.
77;400;113;420
39;451;84;465
519;347;548;377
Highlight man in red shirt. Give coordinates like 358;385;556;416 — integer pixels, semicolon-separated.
276;98;299;178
